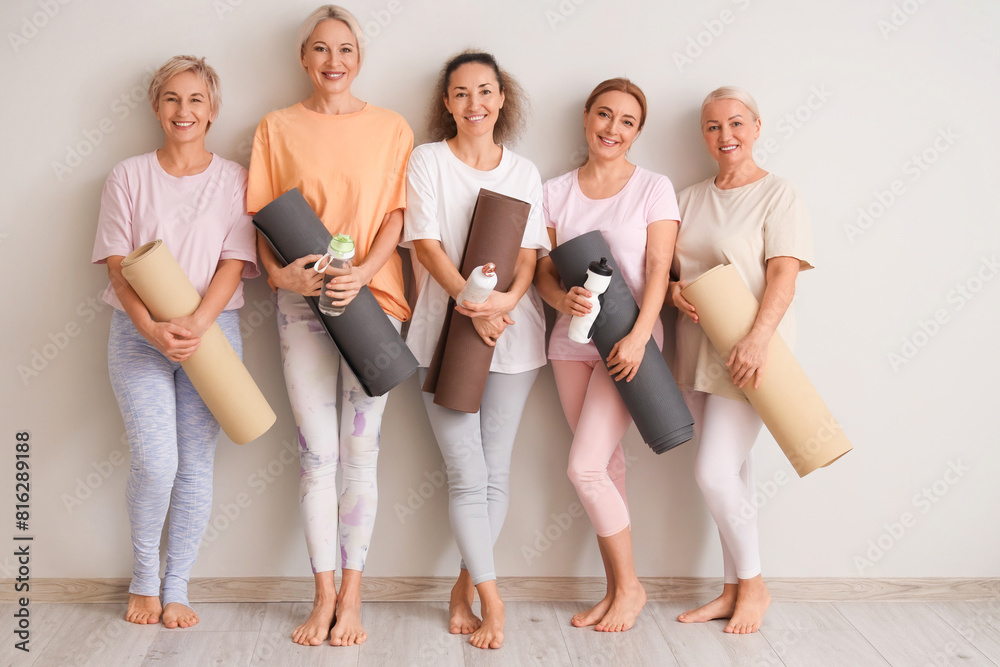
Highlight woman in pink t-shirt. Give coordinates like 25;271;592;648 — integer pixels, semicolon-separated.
535;78;680;633
91;56;259;630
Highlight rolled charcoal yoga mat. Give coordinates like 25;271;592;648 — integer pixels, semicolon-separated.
423;189;531;413
252;188;418;397
681;264;853;477
120;240;276;445
549;230;694;454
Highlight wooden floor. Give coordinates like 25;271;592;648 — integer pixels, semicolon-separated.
4;599;999;666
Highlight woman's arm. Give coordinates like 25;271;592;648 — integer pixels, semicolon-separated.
413;237;514;347
324;207;405;307
256;232;325;296
533;229;594;318
727;255;799;389
606;219;677;382
169;258;246;340
106;256;199;362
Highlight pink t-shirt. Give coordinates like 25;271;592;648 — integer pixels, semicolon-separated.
92;152;260;311
543;166;680;361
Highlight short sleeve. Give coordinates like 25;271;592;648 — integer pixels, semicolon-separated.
246;117;274;215
647;173;681;225
521;165;551;252
387;118;414;213
542;180;555;229
402;147;440;245
92;166;133;264
763;185;815;271
221;167;261;279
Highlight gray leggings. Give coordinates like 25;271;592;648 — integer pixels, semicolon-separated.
419;367;539;585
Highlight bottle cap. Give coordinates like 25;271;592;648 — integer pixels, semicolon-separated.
328;234;355;258
588;257;613;277
482;263;496;277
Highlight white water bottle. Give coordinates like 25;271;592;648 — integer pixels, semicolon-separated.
457;263;497;305
568;257;613;344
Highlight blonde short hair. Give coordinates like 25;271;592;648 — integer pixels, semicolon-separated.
701;86;760;121
297;5;364;66
147;55;221;123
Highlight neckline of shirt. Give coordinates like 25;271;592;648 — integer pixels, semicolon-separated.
294;101;370;119
440;139;509;177
148;151;219;182
709;171;773;195
571;164;641;204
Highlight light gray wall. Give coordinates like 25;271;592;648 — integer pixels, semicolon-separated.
2;0;997;583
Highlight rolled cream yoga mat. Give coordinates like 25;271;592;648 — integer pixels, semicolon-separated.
119;240;276;445
549;230;694;454
423;189;531;413
252;188;418;397
680;263;853;477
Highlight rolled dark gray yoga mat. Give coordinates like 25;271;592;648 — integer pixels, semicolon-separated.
253;188;418;397
549;230;694;454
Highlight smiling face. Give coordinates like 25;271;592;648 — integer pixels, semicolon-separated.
300;19;359;96
701;98;761;167
583;90;642;162
154;70;214;144
443;62;505;141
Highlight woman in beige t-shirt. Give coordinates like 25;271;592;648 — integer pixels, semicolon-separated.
669;87;814;634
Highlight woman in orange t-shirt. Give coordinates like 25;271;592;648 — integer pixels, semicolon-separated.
247;5;412;649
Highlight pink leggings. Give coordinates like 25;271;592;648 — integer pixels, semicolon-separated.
551;360;633;537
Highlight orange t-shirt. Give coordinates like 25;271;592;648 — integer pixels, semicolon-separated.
247;102;413;321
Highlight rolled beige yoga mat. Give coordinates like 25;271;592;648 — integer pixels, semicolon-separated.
681;264;852;477
120;240;276;445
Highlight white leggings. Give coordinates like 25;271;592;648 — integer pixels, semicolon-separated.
684;390;764;584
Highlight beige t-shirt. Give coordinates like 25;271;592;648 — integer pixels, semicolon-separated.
673;173;815;403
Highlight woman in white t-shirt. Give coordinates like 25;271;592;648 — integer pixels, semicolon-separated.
403;51;549;650
669;87;814;634
534;78;679;633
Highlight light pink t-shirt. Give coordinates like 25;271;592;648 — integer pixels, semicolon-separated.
92;152;260;311
543;166;680;361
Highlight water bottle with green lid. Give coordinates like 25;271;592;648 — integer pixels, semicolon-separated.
315;233;355;316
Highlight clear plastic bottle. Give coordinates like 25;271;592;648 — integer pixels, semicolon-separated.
316;234;355;316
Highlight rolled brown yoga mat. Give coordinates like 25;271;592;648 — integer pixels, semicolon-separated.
681;263;853;477
120;240;276;445
252;188;418;397
423;189;531;413
549;230;694;454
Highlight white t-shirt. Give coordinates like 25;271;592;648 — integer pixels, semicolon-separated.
402;140;551;373
543;166;680;361
673;173;815;402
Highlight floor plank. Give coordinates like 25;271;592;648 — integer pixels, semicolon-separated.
461;601;570;666
183;602;266;633
928;600;1000;664
0;602;72;666
648;601;780;667
553;601;678;667
357;602;464;667
31;603;160;667
142;631;257;666
836;601;994;667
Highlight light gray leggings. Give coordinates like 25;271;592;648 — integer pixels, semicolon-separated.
419;367;538;585
108;308;241;607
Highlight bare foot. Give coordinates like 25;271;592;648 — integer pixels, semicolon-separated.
595;581;646;632
571;593;613;627
126;594;161;625
292;597;336;646
470;599;504;649
725;577;771;634
330;595;367;646
162;602;199;629
449;574;481;634
677;584;737;623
